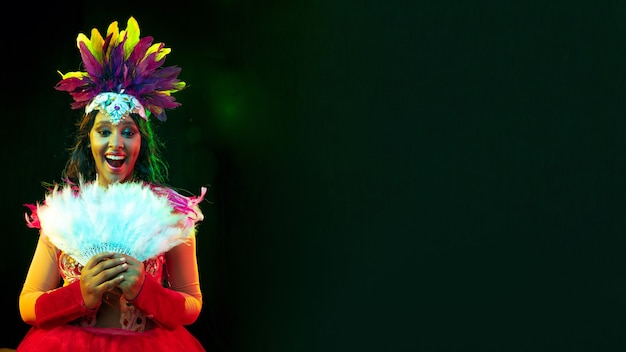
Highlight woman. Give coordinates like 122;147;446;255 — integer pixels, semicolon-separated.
17;17;206;351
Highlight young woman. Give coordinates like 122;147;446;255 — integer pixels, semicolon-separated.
17;17;207;351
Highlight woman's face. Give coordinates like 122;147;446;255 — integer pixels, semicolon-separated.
89;111;142;186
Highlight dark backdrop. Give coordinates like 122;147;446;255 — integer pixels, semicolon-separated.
3;1;626;351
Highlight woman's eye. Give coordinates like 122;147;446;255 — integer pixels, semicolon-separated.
122;130;136;137
98;130;111;137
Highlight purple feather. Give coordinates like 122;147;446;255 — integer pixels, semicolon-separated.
56;17;186;116
128;37;153;67
78;42;103;81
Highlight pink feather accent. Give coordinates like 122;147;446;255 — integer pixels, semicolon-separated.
24;203;40;229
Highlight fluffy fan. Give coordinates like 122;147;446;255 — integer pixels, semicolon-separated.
35;181;190;266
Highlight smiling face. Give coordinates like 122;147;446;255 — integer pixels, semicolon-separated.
89;111;142;186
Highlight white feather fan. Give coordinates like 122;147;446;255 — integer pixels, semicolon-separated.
36;181;189;266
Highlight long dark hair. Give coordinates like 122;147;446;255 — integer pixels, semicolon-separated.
62;111;169;184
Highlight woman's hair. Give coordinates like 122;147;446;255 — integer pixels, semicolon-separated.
62;111;169;184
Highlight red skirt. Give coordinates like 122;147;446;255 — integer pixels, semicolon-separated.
17;324;205;352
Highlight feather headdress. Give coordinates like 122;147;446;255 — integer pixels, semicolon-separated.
54;16;186;123
30;180;202;266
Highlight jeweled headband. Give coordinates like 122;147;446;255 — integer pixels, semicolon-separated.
55;17;186;124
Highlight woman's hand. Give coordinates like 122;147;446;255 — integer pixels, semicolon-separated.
80;252;128;309
112;253;146;301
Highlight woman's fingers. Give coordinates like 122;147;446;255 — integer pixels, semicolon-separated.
80;252;129;308
83;251;116;269
111;254;145;300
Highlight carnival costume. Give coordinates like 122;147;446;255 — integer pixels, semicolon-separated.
17;17;207;352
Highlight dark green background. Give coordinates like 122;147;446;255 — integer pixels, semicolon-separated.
3;1;626;351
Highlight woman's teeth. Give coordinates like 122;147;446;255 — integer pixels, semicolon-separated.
106;156;125;168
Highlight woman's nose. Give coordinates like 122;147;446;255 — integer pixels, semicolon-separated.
109;133;124;149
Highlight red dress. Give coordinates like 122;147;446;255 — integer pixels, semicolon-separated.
17;183;207;352
17;252;206;351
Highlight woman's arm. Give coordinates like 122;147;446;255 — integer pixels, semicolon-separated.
122;230;203;329
19;236;126;328
164;230;203;324
17;236;97;329
19;236;62;325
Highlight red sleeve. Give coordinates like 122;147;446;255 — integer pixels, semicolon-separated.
34;281;97;329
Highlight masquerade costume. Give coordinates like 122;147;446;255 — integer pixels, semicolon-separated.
17;17;206;352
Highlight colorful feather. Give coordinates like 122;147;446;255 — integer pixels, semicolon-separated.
33;181;202;266
55;16;185;122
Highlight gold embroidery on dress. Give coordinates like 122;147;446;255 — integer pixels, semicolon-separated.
57;251;164;331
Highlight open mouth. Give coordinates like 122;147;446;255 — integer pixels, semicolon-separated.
106;155;125;168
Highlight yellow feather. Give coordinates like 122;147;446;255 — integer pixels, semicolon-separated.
76;33;89;52
151;46;171;61
107;20;120;41
124;17;141;60
145;43;158;56
151;106;164;116
106;20;120;57
88;28;105;64
118;29;126;46
58;71;89;79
